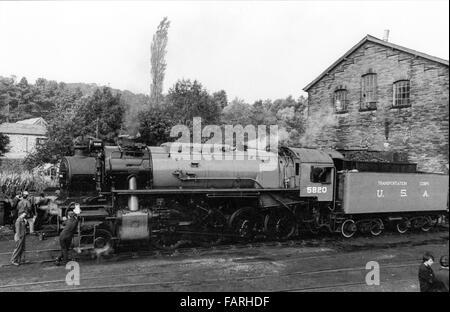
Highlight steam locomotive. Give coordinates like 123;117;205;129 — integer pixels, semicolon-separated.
57;137;448;252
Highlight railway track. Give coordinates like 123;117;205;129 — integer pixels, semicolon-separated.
0;260;419;292
2;233;445;292
1;234;435;292
277;278;417;292
0;247;342;290
0;227;447;268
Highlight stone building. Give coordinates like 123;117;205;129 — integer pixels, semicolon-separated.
303;34;449;173
0;117;48;160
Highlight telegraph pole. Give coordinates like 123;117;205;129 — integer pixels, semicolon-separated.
6;93;10;123
96;117;99;138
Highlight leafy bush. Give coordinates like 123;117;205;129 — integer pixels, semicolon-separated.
0;170;56;197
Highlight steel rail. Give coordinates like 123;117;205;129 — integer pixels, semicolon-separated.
276;277;417;292
39;261;418;292
0;228;447;267
0;247;341;289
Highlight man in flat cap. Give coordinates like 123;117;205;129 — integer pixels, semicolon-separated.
55;204;81;266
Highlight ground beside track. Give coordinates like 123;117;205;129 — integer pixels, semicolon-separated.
0;228;448;292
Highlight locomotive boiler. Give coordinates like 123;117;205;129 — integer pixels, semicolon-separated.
57;137;449;253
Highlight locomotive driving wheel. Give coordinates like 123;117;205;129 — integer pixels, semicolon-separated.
93;229;114;258
153;228;184;250
195;207;227;247
229;207;259;241
153;226;185;250
341;219;356;238
264;208;296;240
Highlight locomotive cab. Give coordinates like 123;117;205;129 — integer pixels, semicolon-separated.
285;148;336;202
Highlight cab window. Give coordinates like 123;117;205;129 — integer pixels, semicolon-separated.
310;166;333;184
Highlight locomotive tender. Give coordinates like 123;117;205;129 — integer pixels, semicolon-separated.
57;137;448;252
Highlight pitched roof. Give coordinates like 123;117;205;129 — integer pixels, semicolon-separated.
0;123;47;136
303;34;449;91
16;117;48;127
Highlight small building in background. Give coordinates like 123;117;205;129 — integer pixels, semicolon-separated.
303;34;449;173
0;117;48;161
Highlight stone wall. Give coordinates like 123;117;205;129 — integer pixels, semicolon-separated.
306;41;449;173
2;134;46;159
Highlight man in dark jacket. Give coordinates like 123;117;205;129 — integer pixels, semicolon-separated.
55;204;81;265
434;256;449;292
418;252;435;292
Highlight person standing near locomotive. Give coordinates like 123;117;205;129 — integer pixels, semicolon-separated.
418;252;436;292
434;256;449;292
17;191;35;234
10;212;28;266
55;204;81;266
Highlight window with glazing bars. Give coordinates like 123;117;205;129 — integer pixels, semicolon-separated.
393;80;410;107
361;73;377;110
334;89;348;112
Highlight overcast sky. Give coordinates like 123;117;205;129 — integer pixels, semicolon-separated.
0;0;448;103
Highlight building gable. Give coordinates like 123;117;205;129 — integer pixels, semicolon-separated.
304;35;449;92
302;35;449;174
16;117;48;128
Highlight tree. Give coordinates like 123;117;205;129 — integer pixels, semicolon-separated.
24;87;125;169
33;78;60;116
167;79;221;126
0;76;65;123
250;99;277;126
24;101;79;168
0;76;16;122
13;77;36;120
0;76;19;122
220;98;253;125
75;87;125;142
24;86;85;168
138;104;174;146
271;96;307;145
150;17;170;106
212;90;228;110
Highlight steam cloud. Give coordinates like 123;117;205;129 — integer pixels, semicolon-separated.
298;105;337;148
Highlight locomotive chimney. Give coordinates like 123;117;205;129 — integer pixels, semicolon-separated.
383;29;390;42
128;176;139;211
